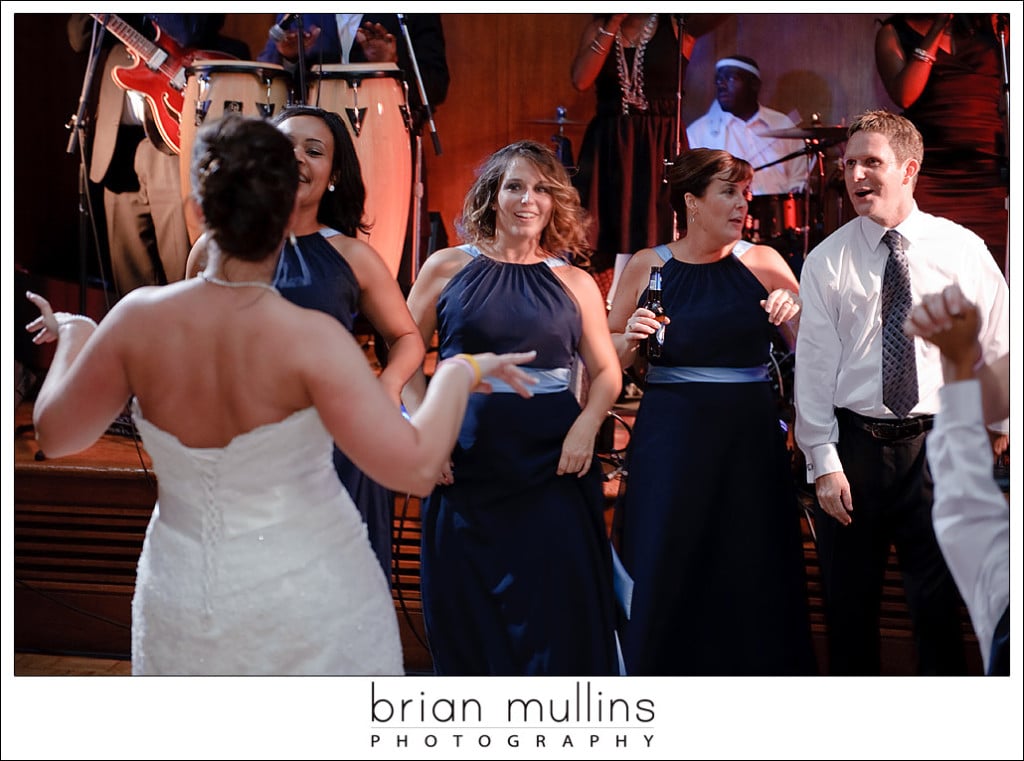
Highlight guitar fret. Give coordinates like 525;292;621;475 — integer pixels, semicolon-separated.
96;14;159;60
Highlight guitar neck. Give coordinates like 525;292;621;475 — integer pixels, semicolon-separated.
92;14;170;74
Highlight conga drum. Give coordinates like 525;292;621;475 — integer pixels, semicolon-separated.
308;63;412;278
179;61;293;244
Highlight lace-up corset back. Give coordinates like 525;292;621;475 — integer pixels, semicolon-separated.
131;400;339;538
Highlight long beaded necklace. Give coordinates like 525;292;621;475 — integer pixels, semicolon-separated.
615;13;658;115
199;270;280;295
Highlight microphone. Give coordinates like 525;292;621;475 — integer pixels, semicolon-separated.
268;14;300;43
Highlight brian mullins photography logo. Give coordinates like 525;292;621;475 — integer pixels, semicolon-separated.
369;680;657;752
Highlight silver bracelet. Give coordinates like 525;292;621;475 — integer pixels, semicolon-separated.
590;40;608;55
912;47;936;64
597;26;615;38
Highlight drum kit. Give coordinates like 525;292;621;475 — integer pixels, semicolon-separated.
747;122;850;268
178;59;414;278
521;111;850;272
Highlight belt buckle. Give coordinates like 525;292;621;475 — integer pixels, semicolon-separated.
868;420;897;440
870;416;928;440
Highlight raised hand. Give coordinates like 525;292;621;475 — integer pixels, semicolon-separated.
25;291;97;344
273;23;322;61
904;283;981;372
355;21;398;63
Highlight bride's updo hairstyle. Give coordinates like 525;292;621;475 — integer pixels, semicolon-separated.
191;113;299;262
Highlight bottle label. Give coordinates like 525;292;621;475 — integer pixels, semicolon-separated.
654;323;667;347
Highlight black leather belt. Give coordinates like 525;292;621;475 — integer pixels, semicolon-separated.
836;408;934;441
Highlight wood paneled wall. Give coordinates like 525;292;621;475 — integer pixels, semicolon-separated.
423;12;895;246
11;13;895;289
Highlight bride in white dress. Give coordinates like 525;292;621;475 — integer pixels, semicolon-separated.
26;114;537;676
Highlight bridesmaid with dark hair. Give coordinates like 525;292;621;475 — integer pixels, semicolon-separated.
608;148;815;676
187;105;424;582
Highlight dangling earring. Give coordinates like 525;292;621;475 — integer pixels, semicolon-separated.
328;182;336;192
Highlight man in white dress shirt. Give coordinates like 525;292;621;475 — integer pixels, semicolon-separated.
793;109;1009;675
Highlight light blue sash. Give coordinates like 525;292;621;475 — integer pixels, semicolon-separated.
485;366;571;394
646;365;770;384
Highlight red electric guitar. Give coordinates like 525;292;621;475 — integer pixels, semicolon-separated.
91;13;236;155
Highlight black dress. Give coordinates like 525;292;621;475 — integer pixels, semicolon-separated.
617;245;816;675
419;245;620;675
888;15;1008;272
573;15;685;274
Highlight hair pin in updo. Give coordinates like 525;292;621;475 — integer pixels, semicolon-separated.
200;157;222;179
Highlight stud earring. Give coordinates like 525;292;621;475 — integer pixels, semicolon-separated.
328;183;336;192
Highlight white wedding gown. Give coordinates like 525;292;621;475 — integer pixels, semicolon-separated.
129;399;403;675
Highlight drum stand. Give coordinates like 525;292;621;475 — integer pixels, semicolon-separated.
754;138;833;258
294;15;307;104
550;107;575;168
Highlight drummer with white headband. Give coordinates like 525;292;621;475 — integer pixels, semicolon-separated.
686;54;808;197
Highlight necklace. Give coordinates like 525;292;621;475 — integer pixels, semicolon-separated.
615;14;658;115
199;270;280;295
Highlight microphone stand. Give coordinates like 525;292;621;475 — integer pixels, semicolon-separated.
996;13;1009;280
668;14;686;240
396;14;442;157
396;13;443;284
754;138;832;258
996;15;1009;123
671;15;685;161
66;20;106;312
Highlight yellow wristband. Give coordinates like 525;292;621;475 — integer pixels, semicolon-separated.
454;353;483;386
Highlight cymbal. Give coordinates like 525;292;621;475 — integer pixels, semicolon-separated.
757;125;849;141
524;118;588;126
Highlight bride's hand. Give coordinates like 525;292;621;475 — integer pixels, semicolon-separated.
25;291;97;344
471;351;538;398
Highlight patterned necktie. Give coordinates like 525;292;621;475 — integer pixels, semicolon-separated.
881;229;918;418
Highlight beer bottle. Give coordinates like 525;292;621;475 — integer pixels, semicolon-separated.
643;266;668;359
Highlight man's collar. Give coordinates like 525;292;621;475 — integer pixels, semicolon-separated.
710;99;764;126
